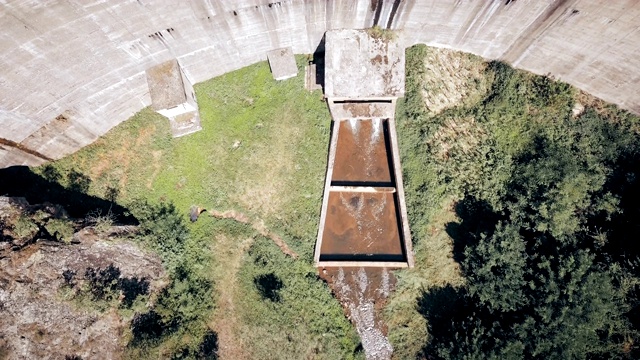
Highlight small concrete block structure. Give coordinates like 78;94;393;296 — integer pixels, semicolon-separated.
267;47;298;81
146;59;202;137
324;29;405;100
305;64;322;91
324;29;405;120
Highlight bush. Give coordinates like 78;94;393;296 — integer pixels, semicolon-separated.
389;44;640;359
13;216;38;239
128;199;188;267
84;264;121;301
45;218;75;243
131;310;164;342
254;273;283;302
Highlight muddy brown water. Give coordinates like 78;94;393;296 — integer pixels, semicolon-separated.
320;118;407;262
320;191;404;261
332;118;392;184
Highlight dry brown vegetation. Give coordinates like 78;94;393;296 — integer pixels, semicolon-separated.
420;48;490;115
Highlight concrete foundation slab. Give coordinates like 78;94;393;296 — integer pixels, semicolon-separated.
169;111;202;138
267;47;298;81
305;64;322;91
328;101;397;119
146;60;188;111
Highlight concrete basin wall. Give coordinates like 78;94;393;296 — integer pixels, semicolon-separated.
1;0;639;167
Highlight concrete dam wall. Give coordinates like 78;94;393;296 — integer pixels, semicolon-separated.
1;0;639;167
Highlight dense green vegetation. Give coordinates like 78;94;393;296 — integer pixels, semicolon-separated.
390;44;640;359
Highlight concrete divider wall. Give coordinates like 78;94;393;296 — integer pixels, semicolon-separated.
2;0;639;167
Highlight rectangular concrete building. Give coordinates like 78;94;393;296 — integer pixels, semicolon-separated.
324;29;405;100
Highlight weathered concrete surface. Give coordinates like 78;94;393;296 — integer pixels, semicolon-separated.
267;47;298;80
146;59;202;137
2;0;640;167
325;29;405;99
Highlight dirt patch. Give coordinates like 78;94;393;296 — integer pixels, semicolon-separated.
421;48;489;115
146;150;163;189
209;209;297;259
90;124;157;195
209;234;253;360
235;120;300;216
320;267;396;360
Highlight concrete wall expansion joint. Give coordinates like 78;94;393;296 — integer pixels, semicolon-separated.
1;0;639;167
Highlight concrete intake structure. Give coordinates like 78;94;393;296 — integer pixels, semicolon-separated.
315;29;413;268
145;59;202;137
1;1;640;168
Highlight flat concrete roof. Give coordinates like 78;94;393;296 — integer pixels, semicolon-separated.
146;59;187;110
267;47;298;81
324;29;405;99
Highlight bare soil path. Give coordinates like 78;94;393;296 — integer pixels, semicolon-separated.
209;234;253;360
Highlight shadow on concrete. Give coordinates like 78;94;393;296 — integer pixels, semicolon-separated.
0;165;135;223
312;34;325;92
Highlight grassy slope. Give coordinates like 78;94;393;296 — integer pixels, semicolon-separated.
35;56;360;359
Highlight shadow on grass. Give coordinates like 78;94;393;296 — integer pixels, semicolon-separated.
416;284;480;358
0;165;135;223
254;272;284;302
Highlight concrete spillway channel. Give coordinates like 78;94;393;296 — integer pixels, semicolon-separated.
316;117;413;267
315;29;414;269
314;30;414;360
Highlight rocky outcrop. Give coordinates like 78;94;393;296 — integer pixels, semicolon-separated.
0;197;166;359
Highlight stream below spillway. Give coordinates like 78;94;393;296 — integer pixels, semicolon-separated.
320;267;396;360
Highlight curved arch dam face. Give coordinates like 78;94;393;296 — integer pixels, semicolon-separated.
1;0;640;167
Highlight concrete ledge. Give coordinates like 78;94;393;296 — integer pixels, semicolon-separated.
168;111;202;138
317;261;409;268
